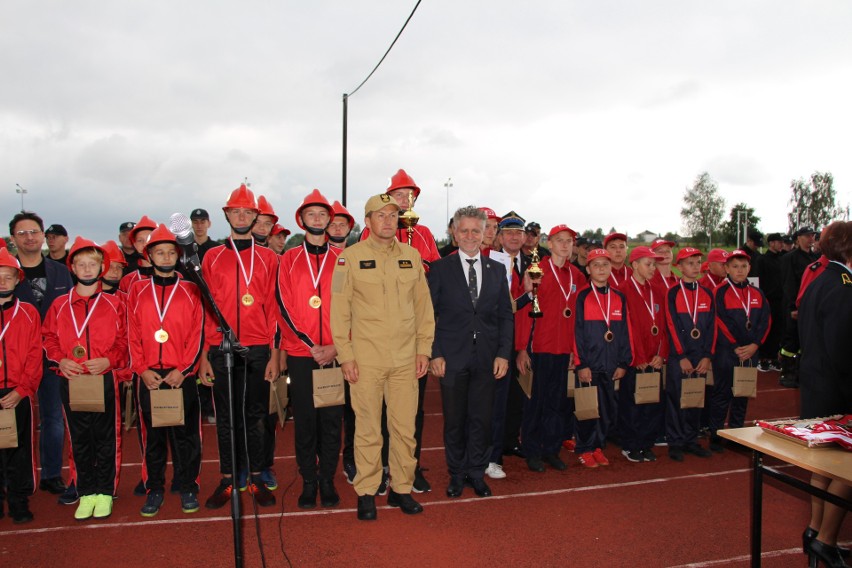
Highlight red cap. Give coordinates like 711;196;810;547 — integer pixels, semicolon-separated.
604;232;628;247
143;224;178;260
629;246;664;264
548;224;577;239
386;169;421;198
257;195;279;224
726;249;751;262
223;184;259;213
650;238;675;250
0;248;24;283
331;200;355;230
0;239;7;250
67;236;107;276
706;248;728;264
700;261;709;272
586;248;612;263
295;189;333;230
271;224;291;237
101;240;127;267
129;215;157;244
479;207;500;221
675;247;703;263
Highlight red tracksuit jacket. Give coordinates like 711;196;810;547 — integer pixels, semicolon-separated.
0;299;43;397
620;276;669;366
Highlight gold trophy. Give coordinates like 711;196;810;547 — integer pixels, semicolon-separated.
398;191;420;245
527;245;544;318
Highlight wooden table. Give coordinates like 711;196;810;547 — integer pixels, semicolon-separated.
719;426;852;567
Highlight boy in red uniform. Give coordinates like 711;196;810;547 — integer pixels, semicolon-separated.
42;238;128;520
0;249;43;523
699;249;728;291
119;215;158;293
604;232;631;287
128;225;205;516
649;238;678;295
573;248;632;468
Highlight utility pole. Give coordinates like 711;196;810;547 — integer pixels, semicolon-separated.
444;178;453;224
15;184;28;212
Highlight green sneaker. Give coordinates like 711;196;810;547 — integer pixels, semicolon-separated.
75;495;97;521
93;494;113;519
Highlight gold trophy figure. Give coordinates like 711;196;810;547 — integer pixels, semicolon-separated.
398;191;420;245
527;246;544;318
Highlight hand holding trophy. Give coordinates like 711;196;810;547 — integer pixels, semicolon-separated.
527;246;543;318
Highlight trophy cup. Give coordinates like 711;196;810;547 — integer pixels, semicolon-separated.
527;245;544;318
398;191;420;245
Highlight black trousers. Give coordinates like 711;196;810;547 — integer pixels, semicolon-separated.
709;351;751;433
210;345;271;475
137;377;202;494
289;356;343;481
522;353;570;459
440;348;495;479
61;373;120;496
617;368;663;451
0;389;35;510
664;359;702;448
574;372;617;454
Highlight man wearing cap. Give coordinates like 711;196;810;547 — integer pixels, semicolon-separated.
9;211;74;497
118;221;141;274
330;193;435;520
428;205;513;497
521;222;550;263
44;224;70;265
779;226;819;387
664;248;715;461
756;233;786;371
515;224;585;472
190;208;218;262
604;232;631;287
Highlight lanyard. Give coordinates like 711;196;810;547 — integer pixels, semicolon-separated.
728;279;752;321
590;284;612;329
304;243;331;291
610;267;622;287
548;258;574;304
229;237;255;291
630;277;657;324
68;291;102;341
679;281;700;329
0;301;21;344
705;274;719;288
151;279;180;327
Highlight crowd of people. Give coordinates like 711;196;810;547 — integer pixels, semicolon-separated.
0;170;848;564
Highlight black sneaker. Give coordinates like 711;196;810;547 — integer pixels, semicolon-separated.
298;480;318;509
542;454;568;471
374;469;390;497
526;457;546;473
134;480;147;497
180;492;200;514
249;476;276;507
668;446;685;462
58;482;79;506
10;505;33;525
39;477;66;495
640;448;657;462
757;360;771;373
709;436;725;453
342;461;357;485
140;490;164;518
205;480;233;510
621;449;645;463
412;467;431;493
684;443;712;458
387;490;423;515
357;495;377;521
319;479;340;508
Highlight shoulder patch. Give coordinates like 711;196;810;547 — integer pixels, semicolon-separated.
359;260;376;269
398;259;413;269
337;257;346;265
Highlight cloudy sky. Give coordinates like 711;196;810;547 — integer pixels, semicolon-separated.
2;1;850;245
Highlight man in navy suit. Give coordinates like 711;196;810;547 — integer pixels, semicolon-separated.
428;206;514;498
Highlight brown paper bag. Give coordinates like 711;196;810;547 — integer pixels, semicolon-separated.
567;371;576;399
123;382;137;431
69;374;105;412
313;366;344;408
705;367;714;387
518;369;533;399
270;374;290;426
680;376;706;409
151;388;185;427
0;409;18;449
574;383;599;420
634;371;661;404
732;363;758;398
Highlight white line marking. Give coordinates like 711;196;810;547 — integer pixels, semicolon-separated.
667;541;852;567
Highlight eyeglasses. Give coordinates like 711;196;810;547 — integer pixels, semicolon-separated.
14;229;42;236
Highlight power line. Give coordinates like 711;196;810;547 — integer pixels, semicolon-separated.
347;0;423;98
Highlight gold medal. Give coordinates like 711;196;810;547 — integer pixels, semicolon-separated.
154;329;169;343
651;325;659;336
690;328;701;340
241;293;254;307
72;345;87;359
563;307;572;319
309;295;322;309
604;330;614;343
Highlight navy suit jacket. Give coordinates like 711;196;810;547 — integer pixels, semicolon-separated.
428;252;514;372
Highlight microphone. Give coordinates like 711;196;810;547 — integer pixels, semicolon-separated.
169;212;201;270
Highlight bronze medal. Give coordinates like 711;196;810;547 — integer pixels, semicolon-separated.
241;293;254;307
604;329;614;343
154;329;169;343
72;345;87;359
745;320;752;331
309;295;322;309
0;359;3;368
563;307;572;319
690;328;701;340
651;325;659;336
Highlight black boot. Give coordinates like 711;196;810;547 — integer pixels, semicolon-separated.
779;354;799;388
298;480;318;509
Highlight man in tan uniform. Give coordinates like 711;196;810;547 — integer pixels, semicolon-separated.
331;193;435;521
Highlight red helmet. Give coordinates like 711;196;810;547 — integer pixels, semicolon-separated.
223;184;259;213
101;240;127;267
386;169;421;198
143;224;178;260
129;215;158;245
0;248;24;283
67;236;107;276
257;195;279;224
295;189;333;230
331;200;355;230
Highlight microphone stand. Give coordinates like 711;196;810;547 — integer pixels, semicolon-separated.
180;246;246;568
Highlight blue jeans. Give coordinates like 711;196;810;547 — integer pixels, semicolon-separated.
38;371;66;480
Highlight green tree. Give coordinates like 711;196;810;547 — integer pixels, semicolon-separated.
681;172;726;249
787;171;842;232
719;203;761;246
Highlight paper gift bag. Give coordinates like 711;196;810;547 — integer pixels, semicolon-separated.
680;376;706;409
151;387;185;427
733;363;758;398
634;371;661;405
574;383;600;420
270;374;290;426
518;369;533;399
567;371;576;399
0;409;18;449
69;374;105;412
313;366;344;408
123;381;137;431
705;367;715;387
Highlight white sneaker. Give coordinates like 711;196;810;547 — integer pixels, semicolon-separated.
485;462;506;479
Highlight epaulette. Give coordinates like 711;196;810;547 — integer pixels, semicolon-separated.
808;260;823;271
